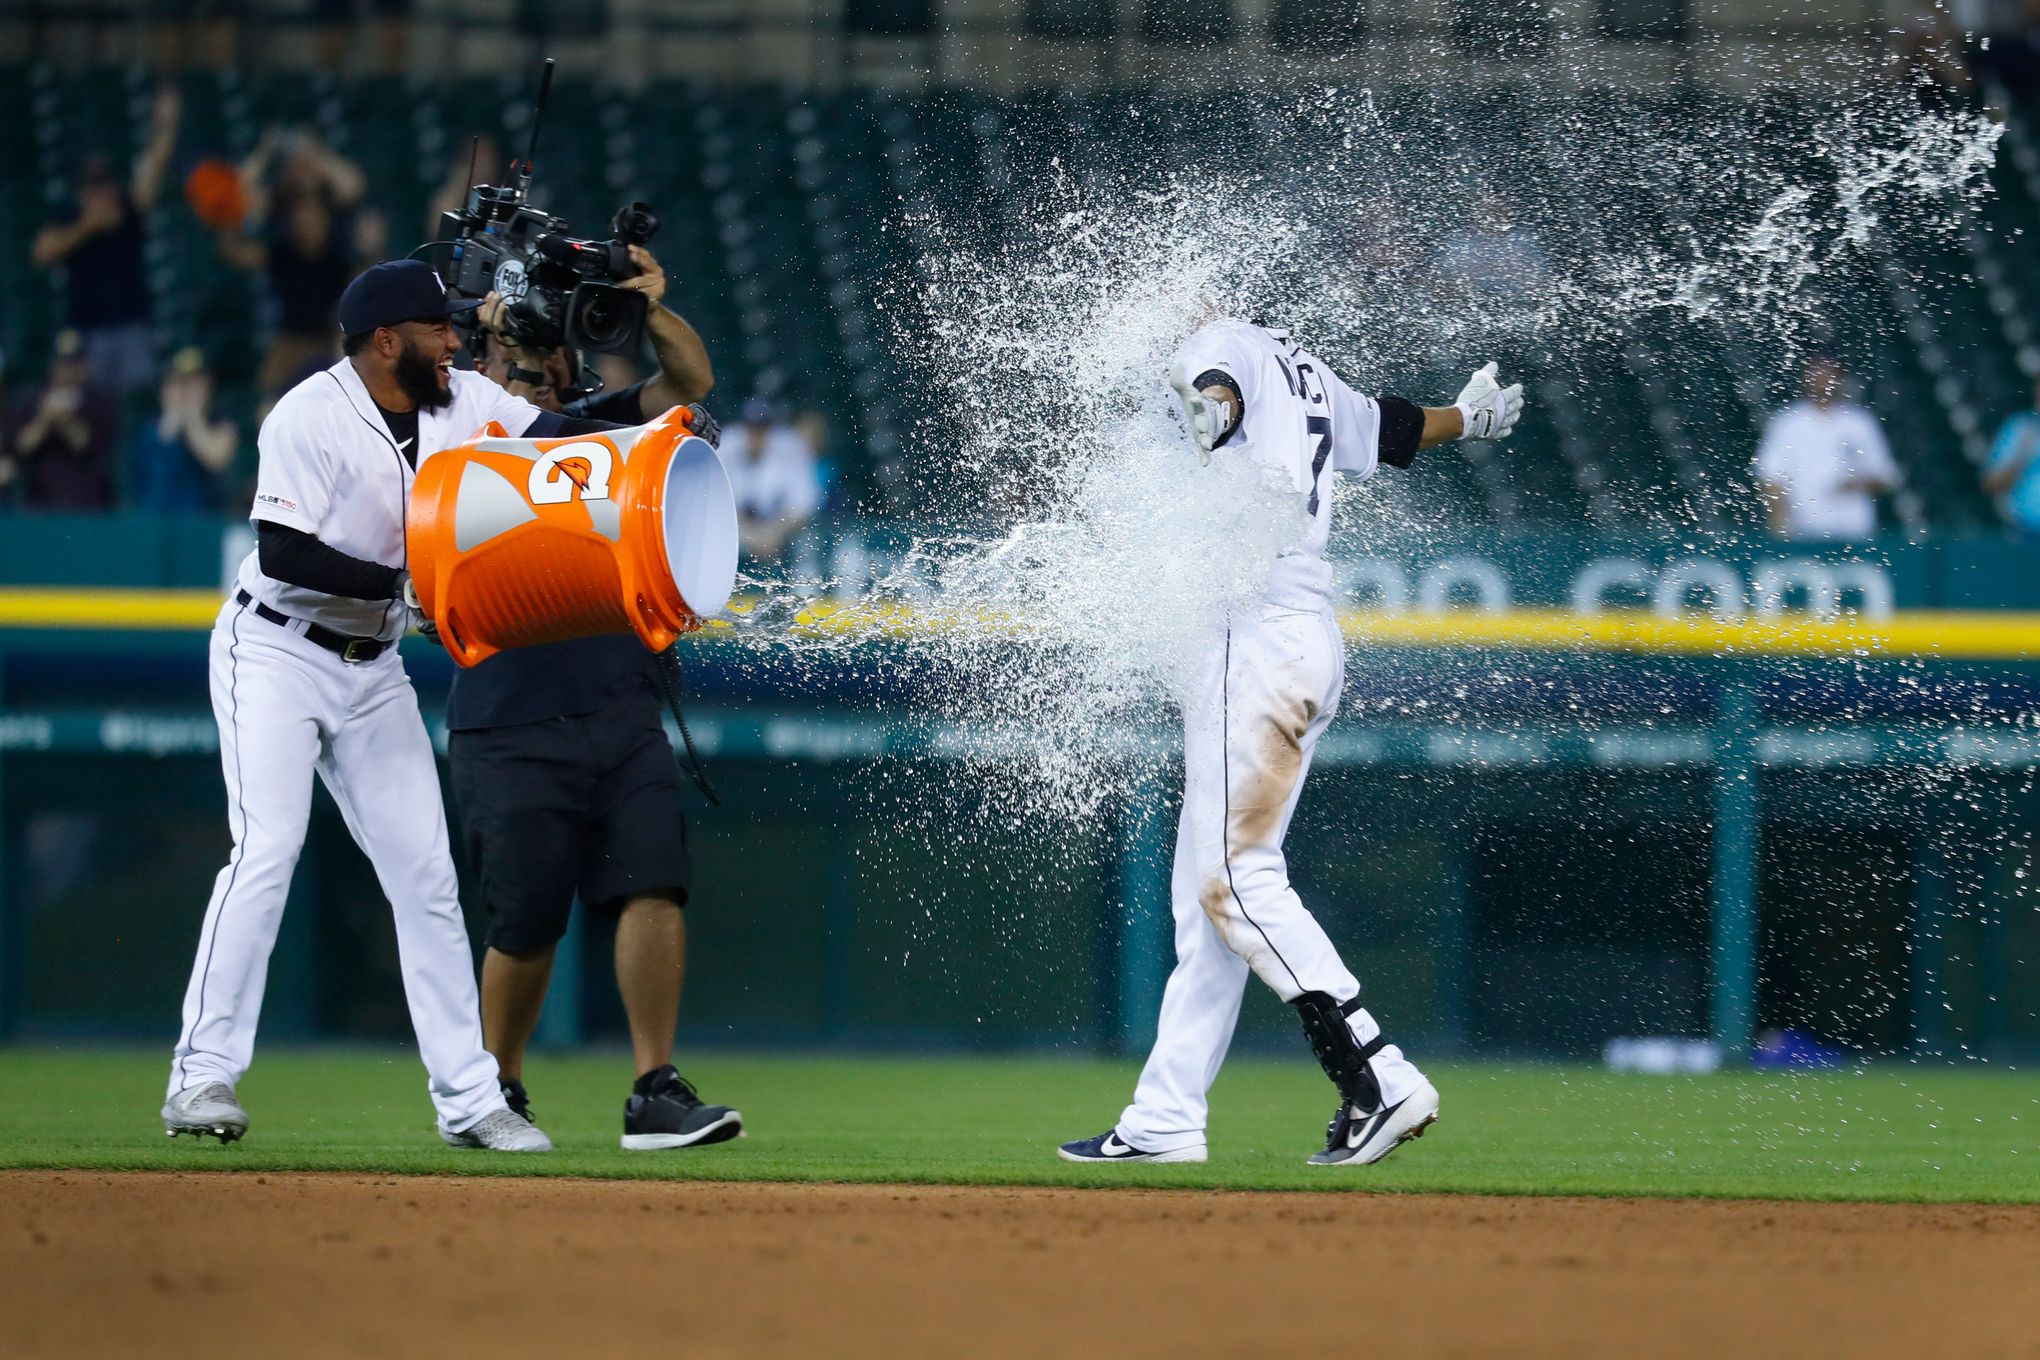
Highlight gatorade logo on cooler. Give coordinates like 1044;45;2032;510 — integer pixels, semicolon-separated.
404;405;737;668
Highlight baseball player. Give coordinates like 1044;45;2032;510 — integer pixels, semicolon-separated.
1060;319;1522;1166
160;260;597;1150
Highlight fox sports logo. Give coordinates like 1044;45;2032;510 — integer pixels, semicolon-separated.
493;258;530;303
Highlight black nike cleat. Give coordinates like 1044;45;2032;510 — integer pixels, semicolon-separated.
622;1065;743;1150
1057;1128;1207;1164
1308;1080;1440;1166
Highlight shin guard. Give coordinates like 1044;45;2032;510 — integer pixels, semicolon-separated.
1291;991;1386;1114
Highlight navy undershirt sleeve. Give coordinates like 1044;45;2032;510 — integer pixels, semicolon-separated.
256;521;404;601
524;411;630;438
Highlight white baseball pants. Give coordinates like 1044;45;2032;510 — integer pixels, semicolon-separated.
167;599;507;1133
1118;604;1425;1153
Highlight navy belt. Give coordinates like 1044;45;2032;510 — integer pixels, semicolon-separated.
235;589;390;663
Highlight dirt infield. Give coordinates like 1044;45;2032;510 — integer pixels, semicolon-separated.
4;1172;2036;1360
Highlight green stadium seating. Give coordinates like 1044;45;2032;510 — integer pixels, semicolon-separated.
6;66;2033;531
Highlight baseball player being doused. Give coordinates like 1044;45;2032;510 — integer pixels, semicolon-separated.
159;260;649;1150
1059;320;1522;1167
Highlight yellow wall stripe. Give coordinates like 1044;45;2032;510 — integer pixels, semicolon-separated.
0;589;224;629
3;588;2040;659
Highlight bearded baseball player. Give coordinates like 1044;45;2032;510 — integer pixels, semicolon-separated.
1060;319;1522;1167
161;260;609;1150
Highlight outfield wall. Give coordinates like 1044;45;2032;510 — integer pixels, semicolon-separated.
2;532;2036;1062
6;516;2040;611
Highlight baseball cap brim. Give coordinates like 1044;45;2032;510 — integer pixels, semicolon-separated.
430;296;487;319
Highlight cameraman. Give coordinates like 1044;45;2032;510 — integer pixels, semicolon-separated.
475;244;711;424
448;245;743;1152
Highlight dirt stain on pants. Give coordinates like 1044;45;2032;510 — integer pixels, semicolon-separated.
1197;694;1313;959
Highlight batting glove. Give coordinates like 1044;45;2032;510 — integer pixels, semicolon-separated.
398;570;421;611
1169;363;1234;467
1453;362;1524;442
683;402;722;449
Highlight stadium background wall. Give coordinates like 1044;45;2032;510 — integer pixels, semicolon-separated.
2;530;2035;1063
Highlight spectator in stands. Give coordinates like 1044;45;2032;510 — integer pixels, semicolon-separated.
1754;356;1900;542
724;397;823;566
216;128;379;397
1984;373;2040;536
2;330;118;510
793;406;840;506
133;346;237;513
31;87;181;399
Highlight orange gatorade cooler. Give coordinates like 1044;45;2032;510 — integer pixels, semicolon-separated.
406;404;739;668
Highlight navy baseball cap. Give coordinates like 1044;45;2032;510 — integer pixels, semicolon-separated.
337;260;483;336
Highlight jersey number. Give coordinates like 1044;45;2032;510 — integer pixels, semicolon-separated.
528;441;614;505
1306;415;1332;515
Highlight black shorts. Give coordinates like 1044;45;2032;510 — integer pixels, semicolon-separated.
449;688;691;955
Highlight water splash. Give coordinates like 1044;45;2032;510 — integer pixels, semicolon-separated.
718;75;2002;821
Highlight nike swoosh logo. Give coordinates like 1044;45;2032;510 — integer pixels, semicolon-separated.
397;437;414;451
1346;1095;1409;1148
1100;1133;1138;1157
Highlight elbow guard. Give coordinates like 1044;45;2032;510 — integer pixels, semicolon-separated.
1377;396;1423;469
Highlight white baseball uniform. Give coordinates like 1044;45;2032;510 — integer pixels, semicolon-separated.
167;359;544;1134
1117;320;1430;1154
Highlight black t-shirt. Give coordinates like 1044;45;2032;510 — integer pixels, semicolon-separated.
562;379;648;425
64;199;151;329
445;634;661;731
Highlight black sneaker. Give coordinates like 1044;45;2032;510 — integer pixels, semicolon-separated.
621;1065;743;1151
500;1077;532;1122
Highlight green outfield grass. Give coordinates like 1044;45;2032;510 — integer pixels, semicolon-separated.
2;1047;2036;1202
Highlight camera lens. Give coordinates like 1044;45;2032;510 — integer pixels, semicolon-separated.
582;296;621;344
566;282;648;354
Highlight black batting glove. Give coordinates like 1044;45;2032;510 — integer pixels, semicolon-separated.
684;403;722;448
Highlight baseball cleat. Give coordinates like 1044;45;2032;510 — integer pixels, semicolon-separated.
1057;1129;1208;1164
440;1107;553;1152
621;1065;743;1150
1308;1079;1440;1166
499;1077;533;1122
161;1082;249;1144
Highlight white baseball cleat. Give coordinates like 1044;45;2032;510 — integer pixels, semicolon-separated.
162;1082;249;1144
1307;1079;1440;1166
439;1107;554;1152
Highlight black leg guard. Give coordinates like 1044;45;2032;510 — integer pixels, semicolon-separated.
1291;991;1387;1113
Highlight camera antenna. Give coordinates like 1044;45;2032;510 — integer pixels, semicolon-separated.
514;56;554;206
